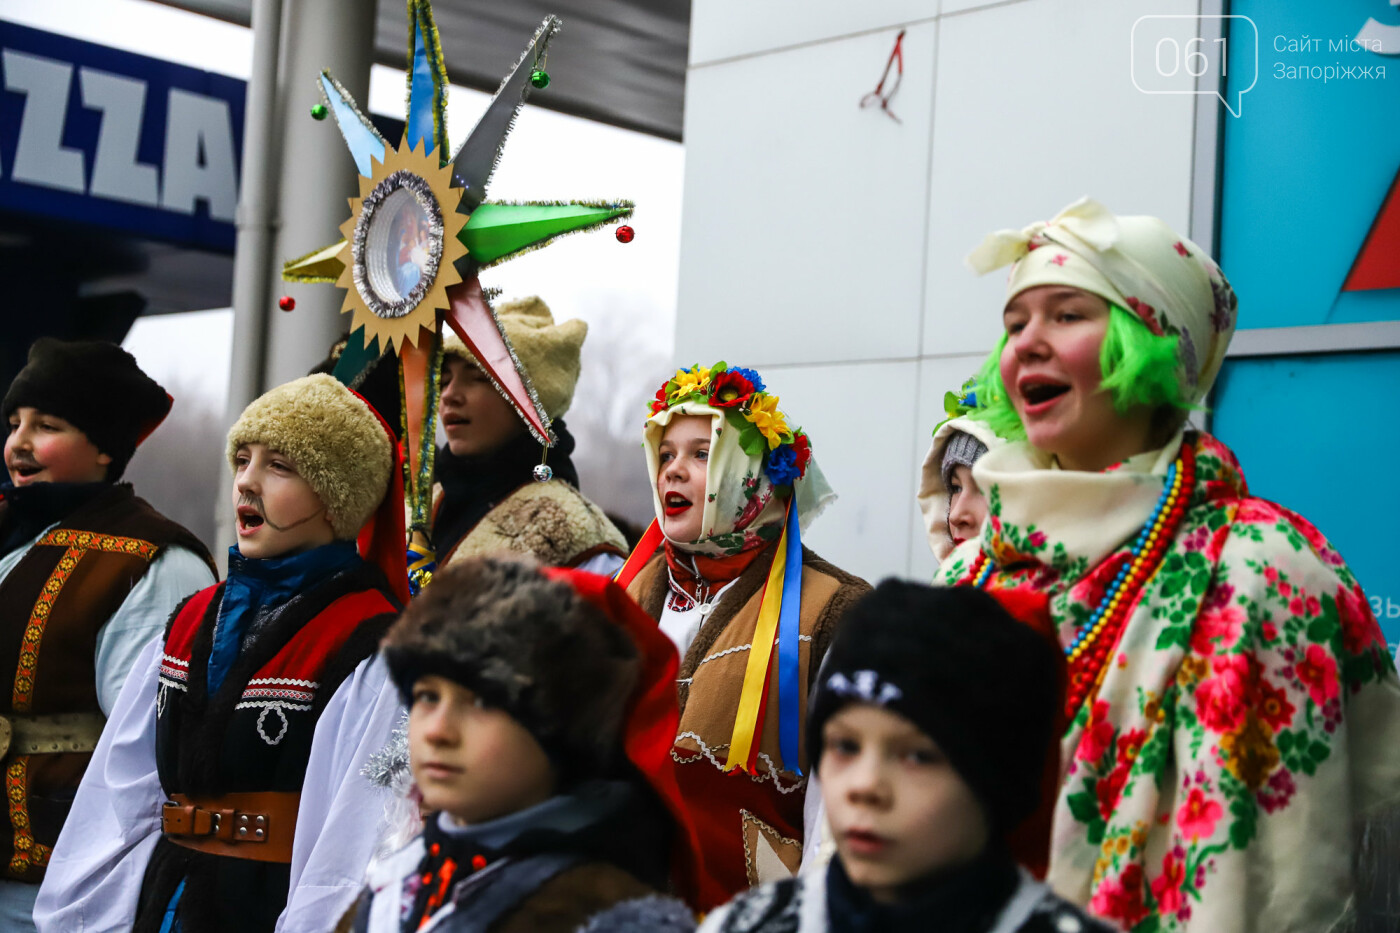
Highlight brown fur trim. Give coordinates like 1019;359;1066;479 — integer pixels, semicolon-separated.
441;481;627;569
225;375;391;539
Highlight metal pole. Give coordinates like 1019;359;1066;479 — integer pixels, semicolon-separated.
263;0;376;388
216;0;284;570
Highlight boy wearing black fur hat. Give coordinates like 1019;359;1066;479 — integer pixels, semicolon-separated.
35;374;409;933
700;582;1119;933
341;556;707;933
0;339;215;933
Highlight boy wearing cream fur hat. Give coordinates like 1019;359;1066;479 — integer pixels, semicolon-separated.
433;296;626;574
36;375;409;933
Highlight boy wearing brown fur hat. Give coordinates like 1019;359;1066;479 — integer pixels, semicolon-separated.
341;557;707;932
35;374;409;933
433;296;626;573
0;338;215;933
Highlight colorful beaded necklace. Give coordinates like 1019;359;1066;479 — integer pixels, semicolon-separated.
964;442;1197;717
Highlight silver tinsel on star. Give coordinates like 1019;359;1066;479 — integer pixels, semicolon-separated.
361;709;412;790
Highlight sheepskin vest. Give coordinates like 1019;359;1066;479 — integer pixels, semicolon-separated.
627;546;870;898
136;563;398;933
0;483;212;883
437;480;626;569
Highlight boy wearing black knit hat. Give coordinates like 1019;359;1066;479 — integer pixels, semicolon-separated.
0;339;215;933
700;581;1118;933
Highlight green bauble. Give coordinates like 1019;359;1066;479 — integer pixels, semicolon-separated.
310;103;328;120
530;69;551;89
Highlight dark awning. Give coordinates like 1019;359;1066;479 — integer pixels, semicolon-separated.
157;0;689;141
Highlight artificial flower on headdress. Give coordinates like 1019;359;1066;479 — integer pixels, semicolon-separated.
709;370;757;409
933;376;979;437
669;364;713;401
653;362;811;487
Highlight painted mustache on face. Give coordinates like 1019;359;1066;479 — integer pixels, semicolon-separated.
7;452;41;474
236;492;325;532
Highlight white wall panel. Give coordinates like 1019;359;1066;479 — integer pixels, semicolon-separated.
921;0;1199;358
676;24;937;367
942;0;1027;16
757;360;920;586
690;0;938;67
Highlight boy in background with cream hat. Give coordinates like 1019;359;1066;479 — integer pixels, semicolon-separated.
433;296;626;575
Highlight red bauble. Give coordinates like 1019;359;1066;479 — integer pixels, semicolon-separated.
278;295;296;312
615;225;635;243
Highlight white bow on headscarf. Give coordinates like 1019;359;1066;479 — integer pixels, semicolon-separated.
965;197;1122;275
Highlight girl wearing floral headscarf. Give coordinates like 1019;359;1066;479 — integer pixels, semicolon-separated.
938;197;1400;932
614;362;869;901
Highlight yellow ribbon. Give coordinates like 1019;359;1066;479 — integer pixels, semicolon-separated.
723;512;790;772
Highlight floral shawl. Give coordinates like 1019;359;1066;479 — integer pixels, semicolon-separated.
644;401;833;559
936;431;1400;932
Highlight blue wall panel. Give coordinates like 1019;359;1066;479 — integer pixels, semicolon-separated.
1220;0;1400;328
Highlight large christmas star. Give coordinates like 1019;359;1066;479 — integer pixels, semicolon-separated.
282;2;632;589
283;6;632;444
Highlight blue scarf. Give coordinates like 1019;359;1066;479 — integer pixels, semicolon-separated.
207;540;362;693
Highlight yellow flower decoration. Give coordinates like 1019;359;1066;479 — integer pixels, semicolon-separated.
670;365;712;401
746;393;790;450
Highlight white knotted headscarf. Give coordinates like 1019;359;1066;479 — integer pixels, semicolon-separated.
644;401;834;559
967;197;1238;403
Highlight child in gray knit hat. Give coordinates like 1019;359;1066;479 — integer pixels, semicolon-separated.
941;430;990;549
917;414;1002;563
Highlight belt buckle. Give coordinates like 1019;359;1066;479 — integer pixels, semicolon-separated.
161;802;199;836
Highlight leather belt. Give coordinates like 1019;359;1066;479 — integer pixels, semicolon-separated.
161;791;301;863
0;711;106;759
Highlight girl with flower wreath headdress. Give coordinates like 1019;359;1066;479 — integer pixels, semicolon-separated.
613;362;870;902
938;196;1400;932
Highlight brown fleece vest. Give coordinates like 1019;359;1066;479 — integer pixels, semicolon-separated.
0;484;213;881
627;546;870;896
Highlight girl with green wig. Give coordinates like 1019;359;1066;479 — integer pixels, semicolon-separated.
937;197;1400;932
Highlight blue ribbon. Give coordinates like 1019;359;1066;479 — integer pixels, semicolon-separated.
777;500;803;775
407;19;438;156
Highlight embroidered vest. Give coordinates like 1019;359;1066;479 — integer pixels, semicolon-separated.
0;484;212;882
137;566;397;933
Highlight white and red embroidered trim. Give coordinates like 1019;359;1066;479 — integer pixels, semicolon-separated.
159;654;190;689
236;676;318;707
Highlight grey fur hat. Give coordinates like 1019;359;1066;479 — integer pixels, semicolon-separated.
383;557;641;781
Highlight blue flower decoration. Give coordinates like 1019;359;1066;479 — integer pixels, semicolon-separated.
764;445;801;486
729;366;766;393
